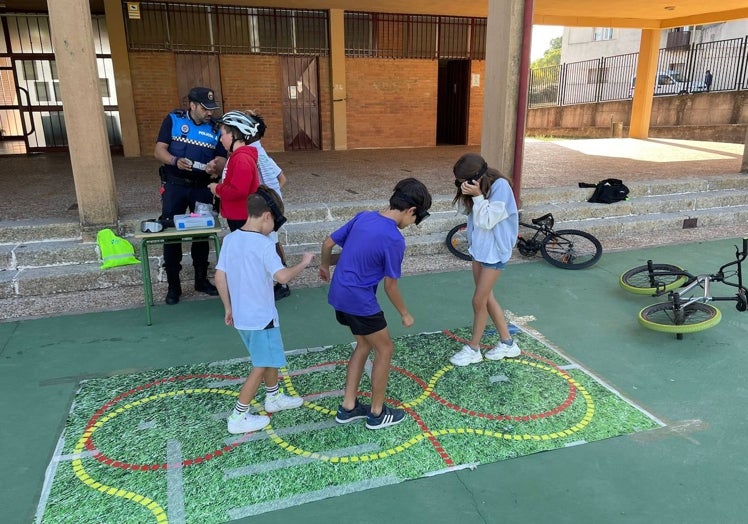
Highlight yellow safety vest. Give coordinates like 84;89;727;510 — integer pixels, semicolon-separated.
97;229;139;269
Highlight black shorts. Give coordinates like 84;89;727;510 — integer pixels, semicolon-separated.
335;310;387;336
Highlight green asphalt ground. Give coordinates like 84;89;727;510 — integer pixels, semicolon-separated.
3;238;748;524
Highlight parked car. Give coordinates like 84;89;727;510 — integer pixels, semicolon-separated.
628;70;707;96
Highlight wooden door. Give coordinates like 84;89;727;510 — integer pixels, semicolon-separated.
175;54;222;111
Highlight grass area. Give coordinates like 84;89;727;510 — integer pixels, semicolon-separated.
38;326;660;523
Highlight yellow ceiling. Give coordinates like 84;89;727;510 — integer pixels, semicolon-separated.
2;0;747;29
533;0;748;29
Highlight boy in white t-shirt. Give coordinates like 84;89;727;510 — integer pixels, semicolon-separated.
215;185;314;434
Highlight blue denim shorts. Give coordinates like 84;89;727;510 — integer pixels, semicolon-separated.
480;260;507;270
237;327;286;368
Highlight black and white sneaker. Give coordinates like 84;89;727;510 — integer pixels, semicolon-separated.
365;404;406;430
335;398;370;424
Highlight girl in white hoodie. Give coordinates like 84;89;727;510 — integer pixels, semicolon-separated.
449;153;522;367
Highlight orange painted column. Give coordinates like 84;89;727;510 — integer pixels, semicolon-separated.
48;0;118;228
629;28;660;139
328;9;348;150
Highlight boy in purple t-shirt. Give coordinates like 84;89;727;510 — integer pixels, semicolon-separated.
318;178;432;430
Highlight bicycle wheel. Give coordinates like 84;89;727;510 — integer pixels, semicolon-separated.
539;229;602;269
638;301;721;334
446;223;472;261
619;264;689;295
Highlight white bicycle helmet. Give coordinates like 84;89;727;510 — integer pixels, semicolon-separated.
218;110;266;144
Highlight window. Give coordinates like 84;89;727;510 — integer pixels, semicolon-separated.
593;27;613;41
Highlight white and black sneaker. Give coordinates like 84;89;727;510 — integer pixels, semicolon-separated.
365;404;406;430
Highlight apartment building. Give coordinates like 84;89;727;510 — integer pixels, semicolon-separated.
561;20;748;63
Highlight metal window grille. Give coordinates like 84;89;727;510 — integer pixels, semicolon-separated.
124;2;328;55
1;14;121;149
344;12;485;60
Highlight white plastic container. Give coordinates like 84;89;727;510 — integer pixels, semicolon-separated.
173;213;215;230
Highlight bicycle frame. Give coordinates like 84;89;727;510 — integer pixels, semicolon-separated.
516;213;554;255
653;237;747;303
668;274;713;309
447;212;602;269
626;238;748;339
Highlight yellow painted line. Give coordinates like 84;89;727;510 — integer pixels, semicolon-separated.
262;359;595;462
68;357;596;523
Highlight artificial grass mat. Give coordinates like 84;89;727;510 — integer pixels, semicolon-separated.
37;326;661;523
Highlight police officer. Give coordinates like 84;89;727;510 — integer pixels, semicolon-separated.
154;86;228;305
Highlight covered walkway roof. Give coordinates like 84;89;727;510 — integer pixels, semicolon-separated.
4;0;748;28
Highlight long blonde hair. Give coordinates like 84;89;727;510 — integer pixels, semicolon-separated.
451;153;512;214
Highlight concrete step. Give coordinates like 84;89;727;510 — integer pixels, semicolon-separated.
0;219;81;244
1;174;746;320
519;173;748;207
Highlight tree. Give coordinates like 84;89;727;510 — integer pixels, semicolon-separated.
531;36;561;70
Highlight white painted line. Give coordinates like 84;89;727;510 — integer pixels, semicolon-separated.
227;476;401;519
35;434;66;524
224;420;340;446
223;443;380;478
54;451;95;462
423;462;479;476
166;439;186;524
208;356;250;367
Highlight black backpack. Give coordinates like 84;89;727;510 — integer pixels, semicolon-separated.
578;178;630;204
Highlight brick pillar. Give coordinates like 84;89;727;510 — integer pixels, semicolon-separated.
48;0;119;229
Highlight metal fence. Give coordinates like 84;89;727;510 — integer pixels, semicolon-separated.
530;36;748;108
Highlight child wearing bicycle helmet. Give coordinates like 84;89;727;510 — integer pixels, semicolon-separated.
449;153;521;367
208;110;267;232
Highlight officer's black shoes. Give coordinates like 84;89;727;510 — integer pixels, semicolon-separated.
195;279;219;296
165;285;181;305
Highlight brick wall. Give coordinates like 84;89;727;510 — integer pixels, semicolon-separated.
219;54;284;152
345;58;437;149
129;52;178;155
129;53;459;153
467;60;485;145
